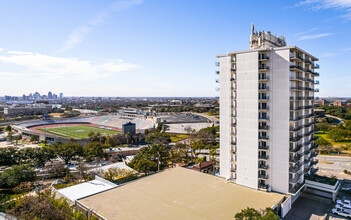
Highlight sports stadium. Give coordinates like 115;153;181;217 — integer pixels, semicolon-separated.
13;115;157;145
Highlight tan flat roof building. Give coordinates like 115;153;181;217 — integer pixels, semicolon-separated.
78;167;285;220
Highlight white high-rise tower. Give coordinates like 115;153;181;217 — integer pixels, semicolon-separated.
216;25;319;194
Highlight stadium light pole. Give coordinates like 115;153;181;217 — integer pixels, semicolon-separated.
43;111;49;146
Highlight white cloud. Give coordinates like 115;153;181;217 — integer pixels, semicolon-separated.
321;52;339;57
0;50;139;80
341;47;351;51
0;71;23;76
0;48;3;52
55;26;92;54
99;59;139;72
298;33;333;40
296;0;351;19
56;0;143;54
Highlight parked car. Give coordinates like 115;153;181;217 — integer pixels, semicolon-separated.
337;199;351;207
332;208;351;218
335;204;351;213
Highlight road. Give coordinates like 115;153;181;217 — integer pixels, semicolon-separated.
325;114;346;124
317;155;351;180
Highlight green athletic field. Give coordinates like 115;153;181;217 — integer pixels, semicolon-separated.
37;125;121;139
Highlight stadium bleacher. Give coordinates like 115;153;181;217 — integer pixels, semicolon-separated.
17;115;156;132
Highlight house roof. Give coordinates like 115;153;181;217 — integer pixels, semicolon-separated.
79;167;284;220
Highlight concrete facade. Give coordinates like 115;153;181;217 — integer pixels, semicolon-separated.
217;27;320;195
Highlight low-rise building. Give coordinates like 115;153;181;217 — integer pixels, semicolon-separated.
4;104;52;117
77;167;286;219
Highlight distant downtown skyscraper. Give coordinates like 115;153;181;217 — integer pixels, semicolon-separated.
216;25;319;194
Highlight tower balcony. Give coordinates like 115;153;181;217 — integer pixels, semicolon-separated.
289;143;303;153
258;155;269;160
259;106;269;111
290;106;303;111
290;154;302;163
258;86;269;91
305;59;313;65
258;174;269;179
312;72;320;77
290;86;304;91
215;70;220;75
289;171;304;184
258;125;269;131
215;61;220;66
312;63;320;69
289;163;302;173
258;76;269;81
258;96;269;101
259;136;269;140
290;75;304;81
314;80;319;85
290;54;303;62
290;65;303;72
258;164;269;170
215;79;219;83
290;115;304;121
290;96;304;101
258;183;269;190
290;125;303;132
259;66;269;72
259;145;269;150
259;56;269;62
290;135;302;142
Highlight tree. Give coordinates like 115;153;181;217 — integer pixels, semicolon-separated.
0;147;17;166
7;133;14;142
7;191;87;220
47;161;67;178
14;135;22;145
318;145;333;154
261;208;280;220
125;132;134;144
150;144;170;172
184;126;192;135
0;164;37;189
53;143;76;164
5;125;11;133
345;120;351;131
30;134;39;143
316;136;332;146
146;132;171;145
316;122;330;133
235;207;261;220
83;142;104;162
235;207;279;220
328;128;348;142
134;159;157;175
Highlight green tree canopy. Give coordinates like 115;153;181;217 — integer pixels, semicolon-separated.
0;164;37;189
316;122;331;133
328;127;348;142
134;159;157;175
235;207;279;220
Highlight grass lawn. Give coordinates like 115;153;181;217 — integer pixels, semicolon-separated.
315;131;351;154
170;134;189;142
37;125;121;139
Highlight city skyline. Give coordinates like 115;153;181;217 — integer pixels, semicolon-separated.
1;0;351;97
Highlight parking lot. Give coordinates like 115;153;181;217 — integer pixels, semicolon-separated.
285;180;351;220
317;155;351;180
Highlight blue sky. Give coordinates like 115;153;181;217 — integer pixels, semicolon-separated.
0;0;350;97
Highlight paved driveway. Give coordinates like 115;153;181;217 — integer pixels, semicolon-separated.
316;155;351;180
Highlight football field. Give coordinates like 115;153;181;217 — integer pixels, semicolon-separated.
37;125;121;139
